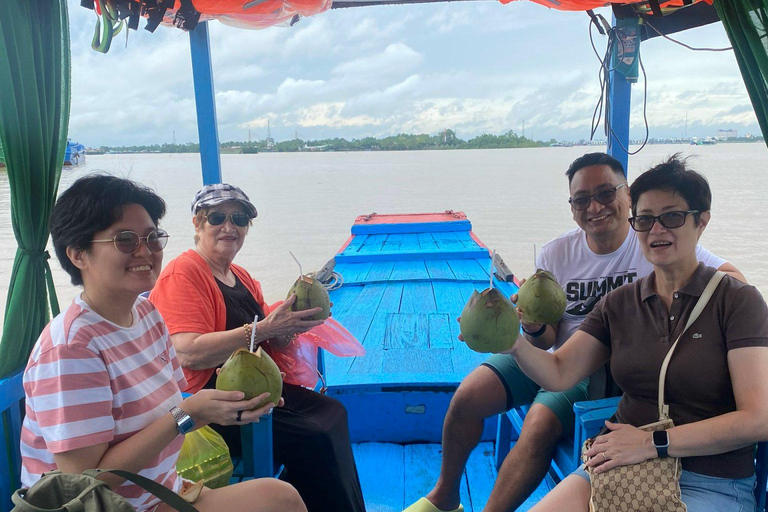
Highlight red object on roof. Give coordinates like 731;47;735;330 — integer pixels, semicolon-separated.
498;0;711;10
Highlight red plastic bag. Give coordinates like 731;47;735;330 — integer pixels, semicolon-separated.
268;310;365;388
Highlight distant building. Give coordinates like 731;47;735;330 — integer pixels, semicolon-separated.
716;129;738;140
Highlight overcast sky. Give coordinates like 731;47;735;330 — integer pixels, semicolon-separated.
66;1;760;146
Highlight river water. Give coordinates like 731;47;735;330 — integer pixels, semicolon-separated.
0;143;766;328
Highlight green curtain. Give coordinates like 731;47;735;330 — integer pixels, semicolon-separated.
714;0;768;147
0;0;69;379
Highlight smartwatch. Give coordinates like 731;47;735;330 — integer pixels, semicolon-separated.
522;324;547;337
652;430;669;458
170;406;195;436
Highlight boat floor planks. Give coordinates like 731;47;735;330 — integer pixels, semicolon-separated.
354;442;492;512
326;215;517;391
327;214;519;504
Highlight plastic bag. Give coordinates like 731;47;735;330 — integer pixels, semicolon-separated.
176;425;234;489
268;309;365;388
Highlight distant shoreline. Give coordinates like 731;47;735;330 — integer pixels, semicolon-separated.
88;138;765;155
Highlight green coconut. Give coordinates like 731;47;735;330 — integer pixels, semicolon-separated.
215;347;282;409
459;288;520;353
516;269;567;326
287;275;331;321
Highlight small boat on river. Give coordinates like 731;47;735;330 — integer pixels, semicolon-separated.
63;140;86;166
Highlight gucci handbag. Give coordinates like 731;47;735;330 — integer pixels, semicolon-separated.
11;468;200;512
582;271;725;512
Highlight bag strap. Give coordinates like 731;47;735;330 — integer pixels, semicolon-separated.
657;271;725;419
83;469;199;512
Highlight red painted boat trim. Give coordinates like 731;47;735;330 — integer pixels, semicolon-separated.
337;234;355;254
469;231;488;249
353;211;467;225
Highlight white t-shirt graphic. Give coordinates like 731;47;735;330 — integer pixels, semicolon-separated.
537;228;725;350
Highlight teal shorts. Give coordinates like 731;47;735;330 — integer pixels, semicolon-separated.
482;353;589;434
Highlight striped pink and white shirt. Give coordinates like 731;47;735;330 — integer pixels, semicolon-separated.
21;295;188;511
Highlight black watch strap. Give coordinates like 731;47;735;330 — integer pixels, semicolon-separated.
653;430;669;458
522;323;547;337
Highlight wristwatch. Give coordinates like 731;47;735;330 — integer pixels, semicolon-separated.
653;430;669;458
170;406;195;436
522;324;547;337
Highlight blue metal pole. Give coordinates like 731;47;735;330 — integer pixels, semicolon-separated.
189;22;222;185
607;73;631;178
606;15;635;178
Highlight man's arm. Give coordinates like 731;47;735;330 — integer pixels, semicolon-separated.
717;262;746;283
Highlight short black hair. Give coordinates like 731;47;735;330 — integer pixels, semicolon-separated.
629;154;711;224
565;152;625;183
49;175;166;285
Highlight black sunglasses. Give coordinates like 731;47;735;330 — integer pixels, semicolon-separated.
628;210;699;232
204;212;251;227
569;183;627;211
91;230;169;254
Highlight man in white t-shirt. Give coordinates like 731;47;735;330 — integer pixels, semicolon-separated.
403;153;744;512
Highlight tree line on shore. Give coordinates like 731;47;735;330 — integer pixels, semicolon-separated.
94;130;547;153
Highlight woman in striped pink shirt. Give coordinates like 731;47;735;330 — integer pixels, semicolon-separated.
21;175;306;512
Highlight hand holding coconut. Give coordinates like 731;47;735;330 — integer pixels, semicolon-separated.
178;385;278;429
258;294;326;343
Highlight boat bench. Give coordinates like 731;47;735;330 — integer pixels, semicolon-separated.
496;398;768;511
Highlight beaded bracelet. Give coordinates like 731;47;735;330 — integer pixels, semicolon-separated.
243;323;253;349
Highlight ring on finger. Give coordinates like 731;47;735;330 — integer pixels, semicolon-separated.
601;452;607;460
236;410;243;422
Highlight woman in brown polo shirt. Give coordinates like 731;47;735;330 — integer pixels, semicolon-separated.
507;155;768;511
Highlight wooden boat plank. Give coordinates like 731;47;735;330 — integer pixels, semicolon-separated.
383;233;405;252
345;310;389;377
427;312;452;349
432;230;470;250
340;262;375;283
384;313;429;350
417;232;438;251
425;259;455;280
447;259;489;281
400;281;436;314
336;248;489;264
342;234;367;254
327;284;364;315
391;260;429;281
398;233;421;254
366;260;396;282
403;444;472;511
353;443;405;512
351;220;472;235
358;233;389;254
344;283;404;378
464;442;497;511
383;348;453;374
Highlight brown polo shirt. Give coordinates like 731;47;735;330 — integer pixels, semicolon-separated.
579;263;768;478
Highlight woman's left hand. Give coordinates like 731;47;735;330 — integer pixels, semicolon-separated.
584;421;657;474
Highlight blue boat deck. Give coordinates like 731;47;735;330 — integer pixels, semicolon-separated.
322;213;530;510
353;441;549;512
325;213;517;391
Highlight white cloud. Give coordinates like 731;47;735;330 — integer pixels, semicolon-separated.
62;1;761;147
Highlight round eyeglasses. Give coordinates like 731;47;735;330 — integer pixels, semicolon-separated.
91;230;169;254
628;210;699;232
204;212;251;227
569;183;627;211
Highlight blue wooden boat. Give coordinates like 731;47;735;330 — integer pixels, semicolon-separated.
324;211;517;511
63;140;86;166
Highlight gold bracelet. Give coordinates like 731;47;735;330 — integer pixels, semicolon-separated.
243;323;253;350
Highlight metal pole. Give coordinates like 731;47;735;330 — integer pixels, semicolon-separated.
606;15;634;179
189;22;222;185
